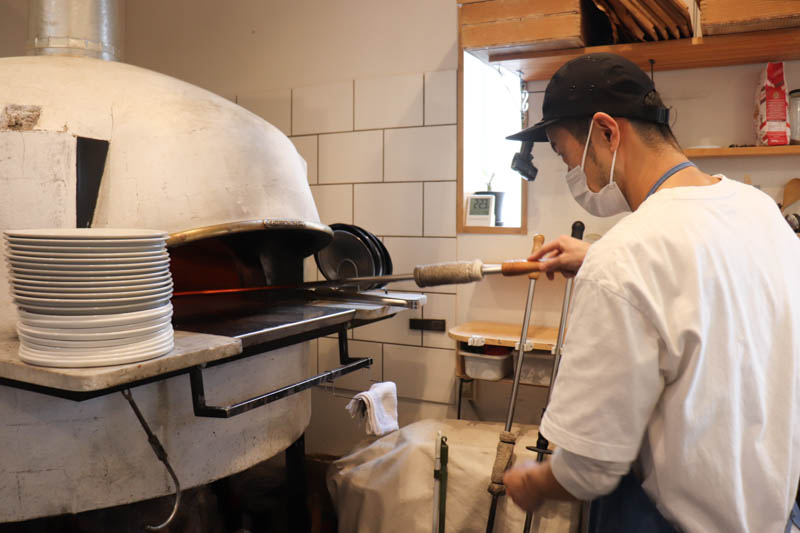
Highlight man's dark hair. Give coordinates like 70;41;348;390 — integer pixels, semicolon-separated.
553;90;680;151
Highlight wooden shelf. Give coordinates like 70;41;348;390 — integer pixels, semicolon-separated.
448;321;558;351
685;145;800;158
486;27;800;81
456;372;550;388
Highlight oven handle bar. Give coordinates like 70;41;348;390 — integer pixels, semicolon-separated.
190;338;372;418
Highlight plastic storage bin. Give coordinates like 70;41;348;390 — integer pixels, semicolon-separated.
462;352;512;381
512;351;553;386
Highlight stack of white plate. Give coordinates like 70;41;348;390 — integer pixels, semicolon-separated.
4;228;175;368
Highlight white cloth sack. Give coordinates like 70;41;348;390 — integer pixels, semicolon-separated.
327;418;580;533
345;381;399;436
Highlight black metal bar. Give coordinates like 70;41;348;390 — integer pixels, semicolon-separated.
190;357;373;418
457;378;464;420
486;495;499;533
338;326;351;364
286;434;310;533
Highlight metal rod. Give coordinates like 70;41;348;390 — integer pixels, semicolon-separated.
190;356;373;418
546;278;574;406
438;435;449;533
505;278;537;431
171;262;527;298
524;221;584;533
121;389;181;531
486;495;499;533
173;273;417;296
433;430;442;533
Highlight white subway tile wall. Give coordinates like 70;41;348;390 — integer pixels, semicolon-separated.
353;182;423;236
384;125;457;181
383;237;457;293
238;89;292;136
310;184;353;224
318;337;383;391
287;71;462;454
352;303;422;345
290;135;318;184
423;181;457;237
383;344;456;403
355;73;424;130
421;293;456;349
424;70;457;126
319;130;383;183
292;81;353;135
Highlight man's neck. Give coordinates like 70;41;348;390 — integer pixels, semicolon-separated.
621;144;717;211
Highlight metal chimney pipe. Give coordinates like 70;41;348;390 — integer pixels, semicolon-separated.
26;0;125;61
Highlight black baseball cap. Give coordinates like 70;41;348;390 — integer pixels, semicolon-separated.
507;53;669;142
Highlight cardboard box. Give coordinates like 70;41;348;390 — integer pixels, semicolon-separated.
700;0;800;36
459;0;586;53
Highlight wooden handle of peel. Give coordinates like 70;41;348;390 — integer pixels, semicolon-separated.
529;234;545;279
500;260;546;277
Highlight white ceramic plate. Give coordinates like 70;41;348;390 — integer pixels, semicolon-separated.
10;273;172;286
19;326;173;350
7;249;167;259
16;297;172;316
12;287;172;300
18;340;174;368
5;237;167;247
6;242;166;254
18;316;172;340
20;330;173;355
11;279;173;295
4;228;167;240
9;264;170;276
8;255;169;266
14;289;172;306
18;304;173;328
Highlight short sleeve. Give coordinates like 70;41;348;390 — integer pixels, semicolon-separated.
540;278;664;463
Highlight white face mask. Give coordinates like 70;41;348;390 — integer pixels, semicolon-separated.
565;119;631;217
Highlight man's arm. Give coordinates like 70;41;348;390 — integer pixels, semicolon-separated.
503;458;575;512
503;448;630;512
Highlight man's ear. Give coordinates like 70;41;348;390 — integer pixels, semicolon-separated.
592;112;620;152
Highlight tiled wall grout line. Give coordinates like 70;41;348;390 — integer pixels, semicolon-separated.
421;179;425;236
383;235;456;239
352;79;356;132
422;72;427;127
382;129;385;182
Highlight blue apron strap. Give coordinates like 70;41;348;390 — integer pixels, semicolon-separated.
588;472;679;533
785;501;800;533
645;161;697;200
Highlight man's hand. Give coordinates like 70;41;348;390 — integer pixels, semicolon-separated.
528;235;590;280
503;460;545;512
503;459;577;512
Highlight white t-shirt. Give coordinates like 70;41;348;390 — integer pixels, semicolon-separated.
540;176;800;532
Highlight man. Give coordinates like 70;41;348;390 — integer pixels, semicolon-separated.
501;53;800;532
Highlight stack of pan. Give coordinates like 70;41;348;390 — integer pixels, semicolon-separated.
314;224;392;290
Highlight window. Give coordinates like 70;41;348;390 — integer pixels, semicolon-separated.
459;51;527;234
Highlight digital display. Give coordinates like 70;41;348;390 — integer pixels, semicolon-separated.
469;196;492;216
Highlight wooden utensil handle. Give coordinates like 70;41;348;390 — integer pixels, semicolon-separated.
529;234;545;279
500;260;545;276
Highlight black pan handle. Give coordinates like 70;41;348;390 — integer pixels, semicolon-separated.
571;221;585;240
